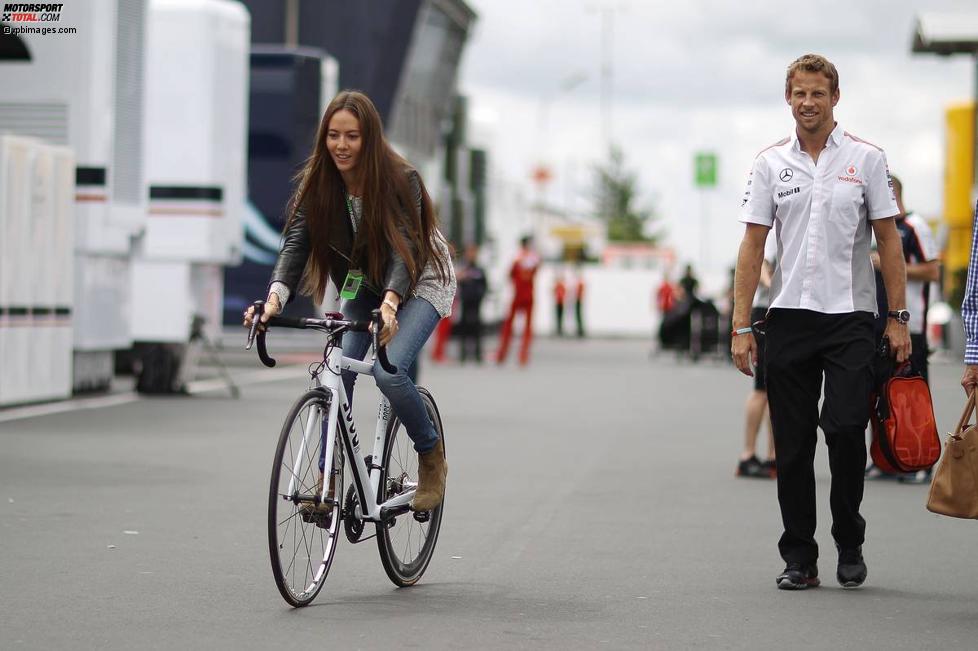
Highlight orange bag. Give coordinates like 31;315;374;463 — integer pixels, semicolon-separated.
870;362;940;474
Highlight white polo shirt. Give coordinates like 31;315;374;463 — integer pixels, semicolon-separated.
740;123;899;315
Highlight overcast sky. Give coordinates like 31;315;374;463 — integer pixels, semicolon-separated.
457;0;976;284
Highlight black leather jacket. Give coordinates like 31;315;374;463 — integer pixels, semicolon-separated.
269;170;421;302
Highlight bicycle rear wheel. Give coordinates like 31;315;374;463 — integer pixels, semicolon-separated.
376;387;445;586
268;389;343;607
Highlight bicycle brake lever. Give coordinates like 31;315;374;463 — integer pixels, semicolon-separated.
370;309;398;375
246;300;264;351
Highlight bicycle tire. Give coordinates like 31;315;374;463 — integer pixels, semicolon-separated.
376;387;445;586
268;389;343;607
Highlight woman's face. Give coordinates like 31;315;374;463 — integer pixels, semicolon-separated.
326;109;362;176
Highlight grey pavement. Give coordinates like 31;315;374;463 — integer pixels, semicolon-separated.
2;336;977;650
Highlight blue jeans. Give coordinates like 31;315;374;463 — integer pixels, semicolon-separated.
341;292;441;452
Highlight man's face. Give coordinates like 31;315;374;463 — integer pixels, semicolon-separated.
785;70;839;135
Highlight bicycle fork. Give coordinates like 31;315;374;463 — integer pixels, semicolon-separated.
285;390;340;507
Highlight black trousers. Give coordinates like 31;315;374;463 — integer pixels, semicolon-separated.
910;333;928;383
764;308;875;564
458;300;483;362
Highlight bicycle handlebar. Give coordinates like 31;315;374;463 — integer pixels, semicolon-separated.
245;301;397;374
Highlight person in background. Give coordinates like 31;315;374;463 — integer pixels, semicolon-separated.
656;272;677;315
866;175;940;482
430;302;454;363
737;245;777;479
573;267;586;338
959;201;978;396
553;271;567;336
496;236;540;366
679;264;700;302
457;243;488;363
430;242;457;364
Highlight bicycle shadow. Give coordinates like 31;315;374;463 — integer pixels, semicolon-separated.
293;581;607;624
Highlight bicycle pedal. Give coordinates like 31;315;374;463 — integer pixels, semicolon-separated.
412;510;430;523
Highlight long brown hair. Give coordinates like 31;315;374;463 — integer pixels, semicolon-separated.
286;90;449;301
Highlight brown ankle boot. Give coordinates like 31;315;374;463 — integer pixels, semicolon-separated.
299;472;337;526
411;438;447;512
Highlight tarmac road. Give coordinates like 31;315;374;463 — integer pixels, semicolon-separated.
2;337;976;650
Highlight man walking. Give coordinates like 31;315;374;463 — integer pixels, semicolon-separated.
554;272;567;336
960;201;978;395
731;54;910;591
457;243;488;363
867;175;941;481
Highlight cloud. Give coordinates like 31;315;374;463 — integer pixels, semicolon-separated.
459;0;978;281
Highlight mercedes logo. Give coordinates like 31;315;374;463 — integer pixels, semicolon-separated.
779;168;793;182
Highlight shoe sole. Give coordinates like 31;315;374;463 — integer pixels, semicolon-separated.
837;574;866;588
736;468;774;479
776;577;820;590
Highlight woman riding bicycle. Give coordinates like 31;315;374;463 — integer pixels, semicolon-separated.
244;90;455;512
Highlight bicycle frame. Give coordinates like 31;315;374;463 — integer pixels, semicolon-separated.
297;342;412;523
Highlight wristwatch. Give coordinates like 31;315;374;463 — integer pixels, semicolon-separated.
887;309;910;325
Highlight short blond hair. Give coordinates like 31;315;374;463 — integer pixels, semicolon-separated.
785;54;839;94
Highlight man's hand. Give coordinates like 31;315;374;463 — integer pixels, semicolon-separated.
962;364;978;396
883;320;911;363
731;332;758;377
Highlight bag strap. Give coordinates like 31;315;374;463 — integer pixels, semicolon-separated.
894;361;916;378
954;390;977;435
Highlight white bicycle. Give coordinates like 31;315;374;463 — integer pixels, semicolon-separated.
246;302;445;607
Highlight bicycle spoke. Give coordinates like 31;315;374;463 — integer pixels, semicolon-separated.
301;526;315;588
278;508;303;528
285;510;300;581
269;392;342;606
403;520;412;562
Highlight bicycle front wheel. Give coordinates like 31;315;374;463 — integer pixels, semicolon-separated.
376;387;445;586
268;389;343;607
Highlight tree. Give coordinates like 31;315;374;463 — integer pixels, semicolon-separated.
593;145;662;243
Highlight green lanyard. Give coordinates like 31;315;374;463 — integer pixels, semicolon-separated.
340;194;363;300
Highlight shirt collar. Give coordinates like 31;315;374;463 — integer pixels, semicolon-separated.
828;122;844;147
790;122;844;152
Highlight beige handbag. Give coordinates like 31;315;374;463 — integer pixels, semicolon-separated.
926;391;978;519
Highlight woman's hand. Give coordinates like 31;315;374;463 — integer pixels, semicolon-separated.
378;293;400;346
243;294;282;329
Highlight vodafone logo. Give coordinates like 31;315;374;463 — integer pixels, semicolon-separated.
845;164;857;176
